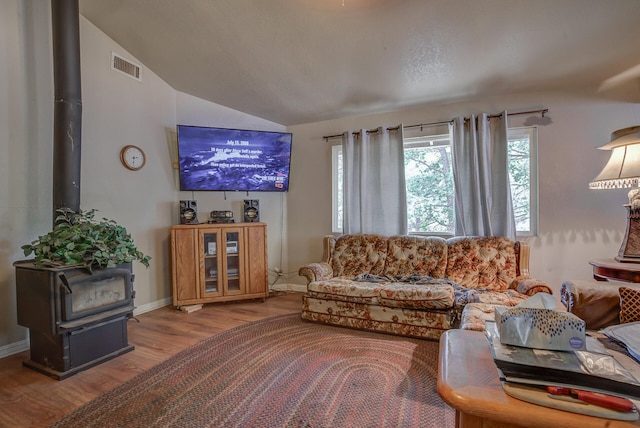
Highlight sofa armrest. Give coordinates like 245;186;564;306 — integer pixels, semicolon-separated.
560;279;640;330
298;262;333;284
511;276;553;296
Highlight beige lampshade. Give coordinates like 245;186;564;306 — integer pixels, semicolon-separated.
589;126;640;189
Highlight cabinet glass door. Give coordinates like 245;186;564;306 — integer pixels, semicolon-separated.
224;229;244;295
202;231;222;297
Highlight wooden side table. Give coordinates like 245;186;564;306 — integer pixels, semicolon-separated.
437;329;639;428
590;259;640;283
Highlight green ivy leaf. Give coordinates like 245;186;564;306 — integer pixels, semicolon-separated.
20;208;151;271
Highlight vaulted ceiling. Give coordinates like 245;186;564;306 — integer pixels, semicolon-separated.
79;0;640;126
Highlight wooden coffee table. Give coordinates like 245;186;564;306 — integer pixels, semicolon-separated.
437;329;640;428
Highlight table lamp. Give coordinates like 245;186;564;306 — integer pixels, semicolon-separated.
590;126;640;262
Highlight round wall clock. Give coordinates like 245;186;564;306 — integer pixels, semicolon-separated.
120;145;146;171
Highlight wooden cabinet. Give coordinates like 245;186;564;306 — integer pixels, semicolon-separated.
170;223;268;307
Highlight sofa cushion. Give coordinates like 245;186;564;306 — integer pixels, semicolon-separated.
378;282;454;309
460;303;502;331
331;234;388;277
383;235;447;277
446;236;517;290
309;276;455;309
308;278;381;304
455;287;529;307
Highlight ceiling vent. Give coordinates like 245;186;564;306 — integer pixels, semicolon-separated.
111;52;142;82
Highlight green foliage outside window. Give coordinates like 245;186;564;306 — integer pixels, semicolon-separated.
507;137;532;232
405;144;454;234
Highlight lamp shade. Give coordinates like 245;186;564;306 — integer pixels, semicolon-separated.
589;126;640;190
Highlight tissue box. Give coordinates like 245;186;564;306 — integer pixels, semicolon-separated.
495;306;586;351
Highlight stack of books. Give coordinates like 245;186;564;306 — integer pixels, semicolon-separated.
485;321;640;419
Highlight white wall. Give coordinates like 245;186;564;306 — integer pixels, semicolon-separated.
79;15;177;307
0;2;289;353
287;94;640;300
0;0;54;349
79;18;289;306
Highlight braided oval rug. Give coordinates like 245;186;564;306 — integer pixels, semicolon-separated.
51;313;454;428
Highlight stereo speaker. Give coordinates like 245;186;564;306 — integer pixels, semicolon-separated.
179;200;198;224
243;199;260;223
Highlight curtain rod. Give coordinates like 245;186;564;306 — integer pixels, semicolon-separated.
322;108;549;141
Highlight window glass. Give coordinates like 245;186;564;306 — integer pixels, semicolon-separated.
404;135;454;235
331;145;343;233
507;126;538;236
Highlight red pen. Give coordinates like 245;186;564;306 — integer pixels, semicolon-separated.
547;386;637;413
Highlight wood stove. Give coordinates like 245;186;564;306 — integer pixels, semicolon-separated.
15;261;135;379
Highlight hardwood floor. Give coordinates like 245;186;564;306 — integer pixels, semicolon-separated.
0;291;303;427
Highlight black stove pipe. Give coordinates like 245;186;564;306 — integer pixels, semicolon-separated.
51;0;82;225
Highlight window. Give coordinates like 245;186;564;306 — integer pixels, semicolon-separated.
404;134;454;235
507;126;538;236
331;145;343;233
332;126;538;236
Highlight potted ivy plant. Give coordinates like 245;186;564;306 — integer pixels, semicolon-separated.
16;208;150;378
21;207;151;272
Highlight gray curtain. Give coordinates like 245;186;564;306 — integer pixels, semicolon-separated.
342;126;407;235
451;112;516;239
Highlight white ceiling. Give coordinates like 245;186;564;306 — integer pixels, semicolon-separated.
79;0;640;126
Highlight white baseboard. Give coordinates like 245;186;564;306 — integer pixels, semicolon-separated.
271;283;307;293
0;339;29;359
133;296;173;315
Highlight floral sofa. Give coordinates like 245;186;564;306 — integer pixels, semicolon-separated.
298;234;552;340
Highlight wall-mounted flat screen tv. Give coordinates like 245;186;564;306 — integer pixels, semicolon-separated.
177;125;292;192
